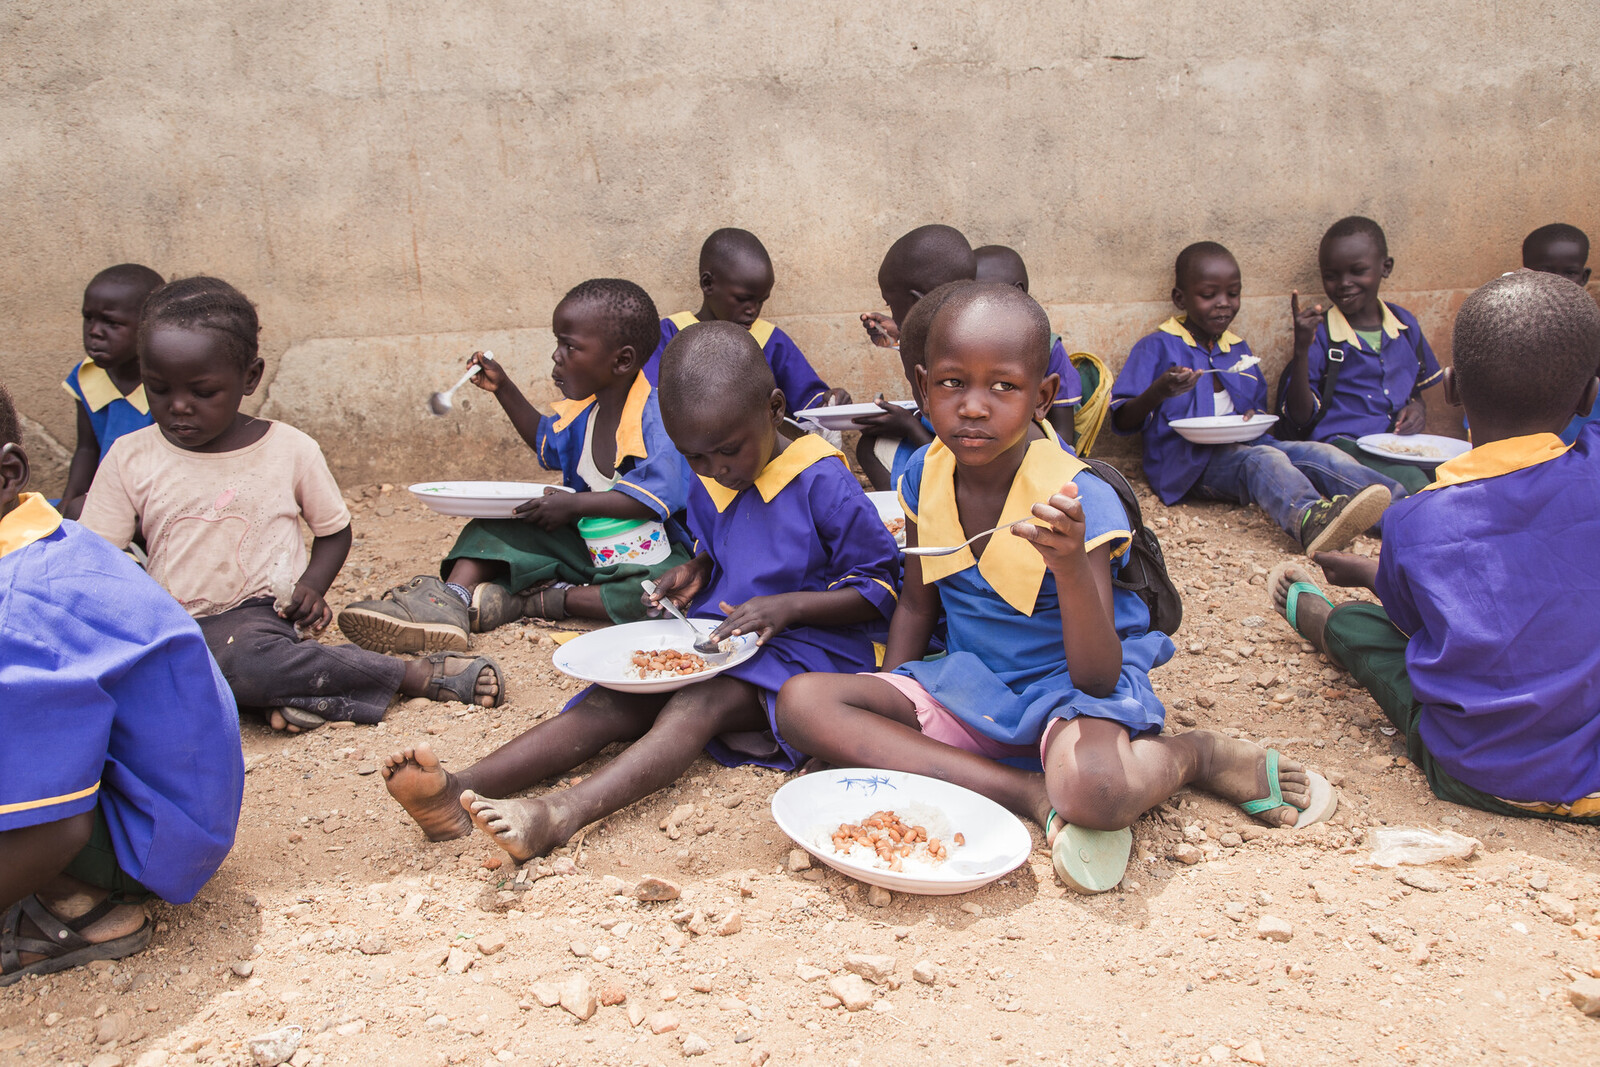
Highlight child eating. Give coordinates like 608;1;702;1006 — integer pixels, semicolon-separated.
79;277;502;731
1271;270;1600;823
778;283;1336;894
1280;216;1444;493
380;321;900;859
974;243;1083;445
1112;242;1398;554
644;228;849;415
58;264;164;520
1;384;242;984
339;279;694;648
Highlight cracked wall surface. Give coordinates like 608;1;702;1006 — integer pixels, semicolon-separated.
3;2;1596;487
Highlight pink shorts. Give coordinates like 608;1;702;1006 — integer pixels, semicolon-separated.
868;673;1066;766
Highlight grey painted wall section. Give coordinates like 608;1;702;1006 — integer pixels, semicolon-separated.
4;2;1596;488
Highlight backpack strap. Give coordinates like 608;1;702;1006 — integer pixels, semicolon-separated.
1279;314;1347;437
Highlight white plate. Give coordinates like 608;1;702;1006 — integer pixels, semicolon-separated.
1168;413;1278;444
1356;433;1469;465
408;481;574;519
552;620;761;695
866;491;906;548
769;768;1032;895
795;400;918;432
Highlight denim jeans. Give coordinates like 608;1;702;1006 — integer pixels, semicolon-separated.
1191;439;1407;538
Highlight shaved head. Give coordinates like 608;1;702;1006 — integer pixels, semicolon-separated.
974;245;1029;292
87;263;163;299
700;228;772;275
657;320;778;428
928;282;1052;379
880;225;976;296
1453;269;1600;425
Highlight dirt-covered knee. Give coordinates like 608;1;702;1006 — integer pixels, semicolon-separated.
1047;765;1144;831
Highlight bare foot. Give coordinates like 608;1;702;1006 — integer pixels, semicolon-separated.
266;710;302;734
1268;562;1337;662
461;790;565;863
1190;731;1312;828
381;743;473;841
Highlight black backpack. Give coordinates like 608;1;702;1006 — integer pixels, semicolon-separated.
1083;457;1183;637
1273;319;1348;441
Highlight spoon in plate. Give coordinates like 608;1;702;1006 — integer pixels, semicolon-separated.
427;351;494;416
640;580;728;657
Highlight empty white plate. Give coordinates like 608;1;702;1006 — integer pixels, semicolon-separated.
408;481;574;519
1169;414;1278;444
795;400;919;432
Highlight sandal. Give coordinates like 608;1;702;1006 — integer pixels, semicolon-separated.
1239;748;1339;829
1;896;152;987
421;651;505;708
1267;562;1335;637
275;707;327;732
1048;812;1132;895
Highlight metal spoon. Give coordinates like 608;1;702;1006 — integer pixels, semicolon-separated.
427;351;494;416
901;522;1013;558
640;580;728;657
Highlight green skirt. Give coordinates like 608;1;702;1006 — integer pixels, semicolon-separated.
443;519;691;624
1329;436;1434;495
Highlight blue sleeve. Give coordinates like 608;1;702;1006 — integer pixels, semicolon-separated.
1303;321;1333;416
533;412;569;477
1048;338;1083;406
1109;334;1169;433
813;468;901;619
1406;312;1442;391
895;445;929;521
1072;469;1134;564
766;328;831;414
614;400;691;521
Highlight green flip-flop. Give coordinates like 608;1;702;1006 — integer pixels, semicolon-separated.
1239;749;1339;828
1047;808;1132;895
1268;562;1335;638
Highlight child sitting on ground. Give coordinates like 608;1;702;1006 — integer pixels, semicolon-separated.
339;279;694;650
58;264;164;519
1271;270;1600;823
1280;216;1444;494
644;228;849;416
79;277;503;731
856;224;980;490
777;283;1336;894
1521;223;1596;444
975;243;1083;446
1;384;242;985
1112;242;1398;555
380;321;900;859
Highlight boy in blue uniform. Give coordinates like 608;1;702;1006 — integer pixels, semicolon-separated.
1521;223;1597;444
1271;270;1600;822
340;279;694;651
58;264;164;520
1112;242;1397;554
975;243;1083;445
778;284;1335;895
1281;217;1444;493
380;322;899;859
1;385;243;984
644;228;848;416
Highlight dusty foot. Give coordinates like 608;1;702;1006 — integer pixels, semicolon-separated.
381;743;473;841
1;884;147;976
266;710;303;733
796;757;831;776
461;790;565;863
1268;562;1339;665
400;656;501;708
1190;731;1312;828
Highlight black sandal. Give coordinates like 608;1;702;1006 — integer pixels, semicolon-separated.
275;707;327;732
421;651;506;708
1;896;153;987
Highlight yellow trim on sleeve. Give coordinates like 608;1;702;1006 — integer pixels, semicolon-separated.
1158;316;1244;355
1420;433;1569;492
0;779;100;816
1084;528;1133;561
829;575;900;602
69;361;149;414
615;478;670;516
698;435;845;513
0;493;64;558
1326;303;1406;349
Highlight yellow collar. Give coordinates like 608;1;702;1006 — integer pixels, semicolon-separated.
915;425;1089;616
70;361;149;415
0;493;64;558
1422;433;1570;491
1326;302;1405;349
699;434;844;513
548;373;653;463
1159;316;1243;355
670;311;777;349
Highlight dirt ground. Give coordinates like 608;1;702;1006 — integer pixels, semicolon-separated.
4;469;1599;1067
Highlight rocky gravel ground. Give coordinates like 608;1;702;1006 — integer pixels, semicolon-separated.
3;476;1597;1067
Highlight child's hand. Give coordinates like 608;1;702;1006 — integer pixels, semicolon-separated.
466;351;510;393
712;596;795;646
1312;551;1379;590
820;386;854;406
1393;399;1427;435
644;557;710;613
1013;482;1089;572
1151;366;1201;401
1290;291;1323;352
512;490;581;530
861;313;900;349
280;582;333;632
853;395;927;440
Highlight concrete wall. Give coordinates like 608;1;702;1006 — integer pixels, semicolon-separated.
4;1;1597;489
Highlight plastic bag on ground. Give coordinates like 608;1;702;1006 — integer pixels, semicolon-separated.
1365;827;1480;867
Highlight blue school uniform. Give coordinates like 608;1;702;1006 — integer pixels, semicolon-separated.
1110;317;1270;504
885;413;938;494
687;436;901;770
1303;303;1442;441
895;428;1174;768
62;360;153;462
1047;334;1084;409
1559;408;1600;445
1374;432;1600;810
645;313;832;416
535;373;692;542
0;495;243;904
